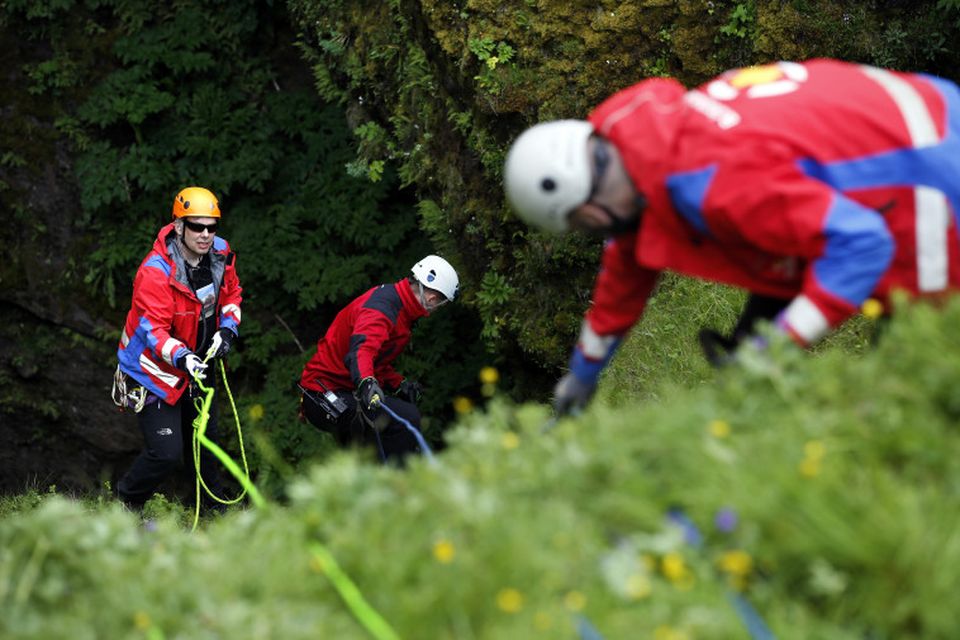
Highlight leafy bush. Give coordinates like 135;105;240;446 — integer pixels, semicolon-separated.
3;298;960;639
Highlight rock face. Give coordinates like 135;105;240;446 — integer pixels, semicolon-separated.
0;305;142;494
0;97;140;494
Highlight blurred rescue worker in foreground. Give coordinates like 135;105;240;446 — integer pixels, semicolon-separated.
504;58;960;414
299;255;459;463
113;186;242;510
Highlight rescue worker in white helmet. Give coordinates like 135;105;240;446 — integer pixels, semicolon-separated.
299;255;459;462
114;186;242;511
505;59;960;415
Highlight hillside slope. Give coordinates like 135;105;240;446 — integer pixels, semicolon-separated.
3;296;959;639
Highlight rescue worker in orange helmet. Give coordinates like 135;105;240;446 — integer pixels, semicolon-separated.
113;186;242;510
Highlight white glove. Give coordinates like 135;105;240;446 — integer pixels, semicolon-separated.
183;353;208;381
204;329;234;361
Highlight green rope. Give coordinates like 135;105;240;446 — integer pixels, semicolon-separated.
308;544;402;640
190;359;266;530
186;360;401;640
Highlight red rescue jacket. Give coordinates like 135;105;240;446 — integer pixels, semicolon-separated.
300;279;426;394
117;223;242;405
584;59;960;347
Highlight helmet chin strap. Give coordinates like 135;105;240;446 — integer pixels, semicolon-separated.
416;281;448;313
599;193;647;236
417;281;432;313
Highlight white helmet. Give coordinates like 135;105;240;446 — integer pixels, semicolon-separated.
503;119;594;233
411;255;459;300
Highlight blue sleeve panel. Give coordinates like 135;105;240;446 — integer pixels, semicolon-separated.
812;193;894;306
143;254;172;276
219;316;240;334
666;165;718;236
568;338;622;386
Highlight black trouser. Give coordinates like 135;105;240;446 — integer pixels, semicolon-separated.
117;386;223;508
301;389;421;463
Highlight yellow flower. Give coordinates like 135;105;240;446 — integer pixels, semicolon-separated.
533;611;553;631
799;457;821;478
654;625;690;640
662;552;695;590
718;550;753;577
661;552;688;582
564;590;587;611
433;539;456;564
479;366;500;384
453;396;474;414
625;574;652;600
133;611;151;631
804;440;826;460
248;403;264;421
501;432;520;450
708;419;731;438
496;588;524;613
861;298;884;319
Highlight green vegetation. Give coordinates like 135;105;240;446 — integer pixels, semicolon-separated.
3;5;960;635
4;298;960;638
288;0;960;373
0;0;489;476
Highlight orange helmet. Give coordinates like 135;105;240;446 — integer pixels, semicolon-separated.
172;186;221;219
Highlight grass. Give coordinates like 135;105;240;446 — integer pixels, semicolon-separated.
2;283;959;639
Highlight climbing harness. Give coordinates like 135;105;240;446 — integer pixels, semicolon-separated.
111;364;148;413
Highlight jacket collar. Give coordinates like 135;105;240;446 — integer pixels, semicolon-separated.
397;278;428;320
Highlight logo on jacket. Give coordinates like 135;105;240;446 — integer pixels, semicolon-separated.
707;62;808;101
156;428;173;436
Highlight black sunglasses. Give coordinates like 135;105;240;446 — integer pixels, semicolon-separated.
588;139;610;200
183;219;218;234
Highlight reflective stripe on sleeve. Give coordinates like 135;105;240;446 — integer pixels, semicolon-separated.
140;353;180;387
915;186;949;291
781;295;829;345
862;65;948;292
221;303;241;323
161;338;185;365
578;321;619;361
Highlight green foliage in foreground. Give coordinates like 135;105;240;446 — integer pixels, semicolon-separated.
3;300;960;639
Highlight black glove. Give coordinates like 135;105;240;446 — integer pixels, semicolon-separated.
395;379;423;404
553;372;596;416
356;377;386;429
205;328;236;361
698;329;738;369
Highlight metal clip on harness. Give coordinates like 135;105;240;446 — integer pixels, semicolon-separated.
111;364;147;413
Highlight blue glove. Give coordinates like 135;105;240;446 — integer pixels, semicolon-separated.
553;372;596;416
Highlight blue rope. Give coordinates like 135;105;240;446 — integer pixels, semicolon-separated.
729;593;776;640
668;508;777;640
378;402;437;463
576;614;606;640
